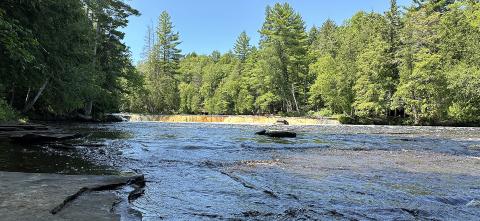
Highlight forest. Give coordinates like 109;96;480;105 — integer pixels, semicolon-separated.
1;0;480;126
0;0;141;121
129;0;480;125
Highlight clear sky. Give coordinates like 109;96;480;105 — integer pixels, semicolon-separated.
123;0;412;63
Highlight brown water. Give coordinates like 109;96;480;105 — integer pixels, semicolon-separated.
1;122;480;220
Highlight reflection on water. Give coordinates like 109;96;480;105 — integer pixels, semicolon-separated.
1;122;480;220
0;140;116;175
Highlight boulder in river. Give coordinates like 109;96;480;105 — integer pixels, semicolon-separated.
103;114;127;122
255;129;297;138
275;120;289;125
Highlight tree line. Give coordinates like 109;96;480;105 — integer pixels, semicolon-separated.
130;0;480;125
0;0;141;121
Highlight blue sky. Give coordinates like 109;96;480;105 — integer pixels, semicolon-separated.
123;0;412;63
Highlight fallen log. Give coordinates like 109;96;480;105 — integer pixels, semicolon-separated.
255;130;297;138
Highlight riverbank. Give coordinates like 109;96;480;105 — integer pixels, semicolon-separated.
0;123;146;220
126;114;340;125
0;171;144;221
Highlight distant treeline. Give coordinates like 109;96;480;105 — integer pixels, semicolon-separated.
129;0;480;126
0;0;142;121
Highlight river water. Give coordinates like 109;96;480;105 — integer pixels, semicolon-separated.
1;122;480;220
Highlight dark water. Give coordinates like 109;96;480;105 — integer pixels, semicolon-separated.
1;122;480;220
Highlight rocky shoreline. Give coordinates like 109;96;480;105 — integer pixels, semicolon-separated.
0;171;145;221
0;123;145;220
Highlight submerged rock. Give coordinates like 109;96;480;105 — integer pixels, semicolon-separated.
255;129;297;138
467;199;480;207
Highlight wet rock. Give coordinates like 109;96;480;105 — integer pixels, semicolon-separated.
1;123;86;145
284;208;308;217
242;210;262;217
467;199;480;207
83;143;106;148
0;124;50;131
255;130;297;138
103;114;127;122
255;129;267;135
0;171;144;221
9;133;84;143
468;144;480;150
128;185;145;203
275;120;289;125
48;143;76;150
433;196;469;205
325;209;344;217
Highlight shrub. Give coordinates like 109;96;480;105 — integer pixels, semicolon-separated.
0;99;18;122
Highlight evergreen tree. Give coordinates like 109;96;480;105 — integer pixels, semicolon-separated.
384;0;402;112
393;6;447;124
141;11;182;113
259;3;309;113
234;31;252;62
154;11;182;78
311;19;338;58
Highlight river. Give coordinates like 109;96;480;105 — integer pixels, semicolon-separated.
1;122;480;220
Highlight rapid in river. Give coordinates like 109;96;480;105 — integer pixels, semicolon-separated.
1;122;479;220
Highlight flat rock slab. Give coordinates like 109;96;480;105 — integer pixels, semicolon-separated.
0;171;142;221
0;124;85;144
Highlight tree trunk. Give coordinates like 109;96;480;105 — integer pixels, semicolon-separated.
84;18;99;118
84;101;93;117
22;78;49;113
412;106;419;125
291;83;299;112
9;84;15;106
24;87;31;106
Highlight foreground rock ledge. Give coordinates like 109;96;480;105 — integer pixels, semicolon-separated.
0;171;144;221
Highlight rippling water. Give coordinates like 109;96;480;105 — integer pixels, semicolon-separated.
1;122;480;220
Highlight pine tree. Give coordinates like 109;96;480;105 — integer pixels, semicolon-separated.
259;3;309;113
393;6;447;124
234;31;252;62
154;11;182;78
384;0;402;115
141;10;182;113
311;19;338;58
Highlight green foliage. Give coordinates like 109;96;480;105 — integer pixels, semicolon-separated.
445;63;480;123
308;108;333;118
259;3;309;113
234;31;252;62
126;0;480;126
0;99;17;122
353;37;391;118
394;50;447;124
308;55;341;113
0;0;141;118
134;11;181;114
